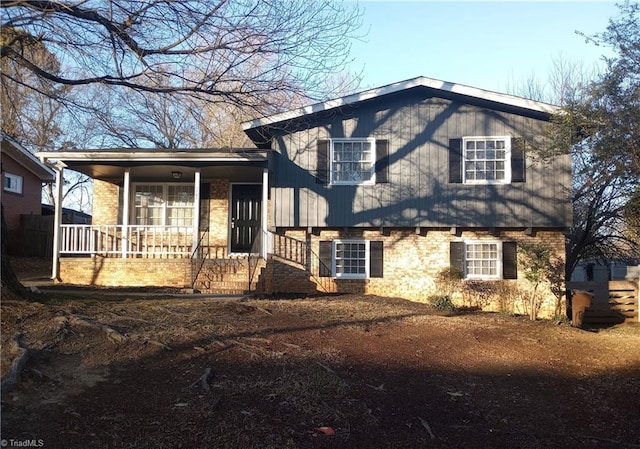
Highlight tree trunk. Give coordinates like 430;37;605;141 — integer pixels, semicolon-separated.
1;204;25;297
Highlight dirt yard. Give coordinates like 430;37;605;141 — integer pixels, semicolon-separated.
2;260;640;449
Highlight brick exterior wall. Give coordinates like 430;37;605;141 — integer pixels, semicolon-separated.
261;228;567;317
59;257;191;288
208;179;229;257
92;179;120;225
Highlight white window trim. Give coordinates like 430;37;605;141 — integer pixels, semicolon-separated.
3;172;23;194
332;239;370;279
330;137;377;186
131;182;194;227
462;136;512;185
464;240;503;280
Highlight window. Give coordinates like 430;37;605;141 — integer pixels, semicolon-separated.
449;137;525;184
463;137;511;184
450;241;518;280
3;172;23;194
464;241;502;279
319;240;384;279
330;138;376;185
133;184;194;226
334;240;369;278
166;185;194;226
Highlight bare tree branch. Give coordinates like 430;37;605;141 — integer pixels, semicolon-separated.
1;0;364;112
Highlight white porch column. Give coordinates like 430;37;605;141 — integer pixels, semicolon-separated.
193;169;201;253
261;168;269;258
121;169;131;258
51;164;64;280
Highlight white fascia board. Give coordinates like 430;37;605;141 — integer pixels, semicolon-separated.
36;151;268;163
242;76;560;130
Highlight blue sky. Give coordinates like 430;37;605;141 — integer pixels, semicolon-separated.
348;1;618;95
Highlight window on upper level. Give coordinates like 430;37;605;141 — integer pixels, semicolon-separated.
133;183;194;226
330;138;377;185
449;136;526;184
3;172;23;194
463;137;510;184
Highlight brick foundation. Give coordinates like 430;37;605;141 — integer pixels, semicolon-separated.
59;257;191;288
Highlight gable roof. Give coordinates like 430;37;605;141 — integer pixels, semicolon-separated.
1;133;56;181
242;76;560;141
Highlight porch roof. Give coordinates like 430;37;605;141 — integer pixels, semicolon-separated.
37;148;269;182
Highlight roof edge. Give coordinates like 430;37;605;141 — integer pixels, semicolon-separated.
36;148;269;162
242;76;560;130
1;133;56;181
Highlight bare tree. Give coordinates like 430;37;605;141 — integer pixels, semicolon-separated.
565;145;638;277
83;85;255;149
1;0;363;113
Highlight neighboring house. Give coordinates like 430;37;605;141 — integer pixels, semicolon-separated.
37;76;572;301
571;259;640;282
1;133;55;255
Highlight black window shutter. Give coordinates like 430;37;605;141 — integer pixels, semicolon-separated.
319;241;332;277
502;241;518;279
511;138;526;182
450;241;465;274
370;241;384;277
316;140;330;184
375;140;389;184
449;138;463;183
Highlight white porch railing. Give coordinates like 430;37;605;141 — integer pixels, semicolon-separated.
60;225;194;257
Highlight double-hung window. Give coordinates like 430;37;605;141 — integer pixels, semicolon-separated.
334;240;370;279
463;136;511;184
464;241;502;280
133;184;194;226
3;172;23;194
319;240;384;279
451;241;517;280
330;138;376;185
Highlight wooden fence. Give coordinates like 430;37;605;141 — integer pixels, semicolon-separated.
19;215;54;258
567;280;639;324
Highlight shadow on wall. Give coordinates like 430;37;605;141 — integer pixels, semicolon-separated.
91;255;105;286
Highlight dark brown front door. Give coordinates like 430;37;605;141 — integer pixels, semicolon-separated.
230;184;261;253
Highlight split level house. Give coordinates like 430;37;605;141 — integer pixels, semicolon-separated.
38;76;572;302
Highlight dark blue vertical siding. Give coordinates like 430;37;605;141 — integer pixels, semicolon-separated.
270;92;572;228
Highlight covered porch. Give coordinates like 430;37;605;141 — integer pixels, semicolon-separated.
38;149;273;291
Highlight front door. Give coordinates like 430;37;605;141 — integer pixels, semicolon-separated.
230;184;261;253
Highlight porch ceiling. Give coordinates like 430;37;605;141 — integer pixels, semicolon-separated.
37;149;269;182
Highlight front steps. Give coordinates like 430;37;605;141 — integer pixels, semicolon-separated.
254;255;319;294
192;258;265;295
192;254;322;296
